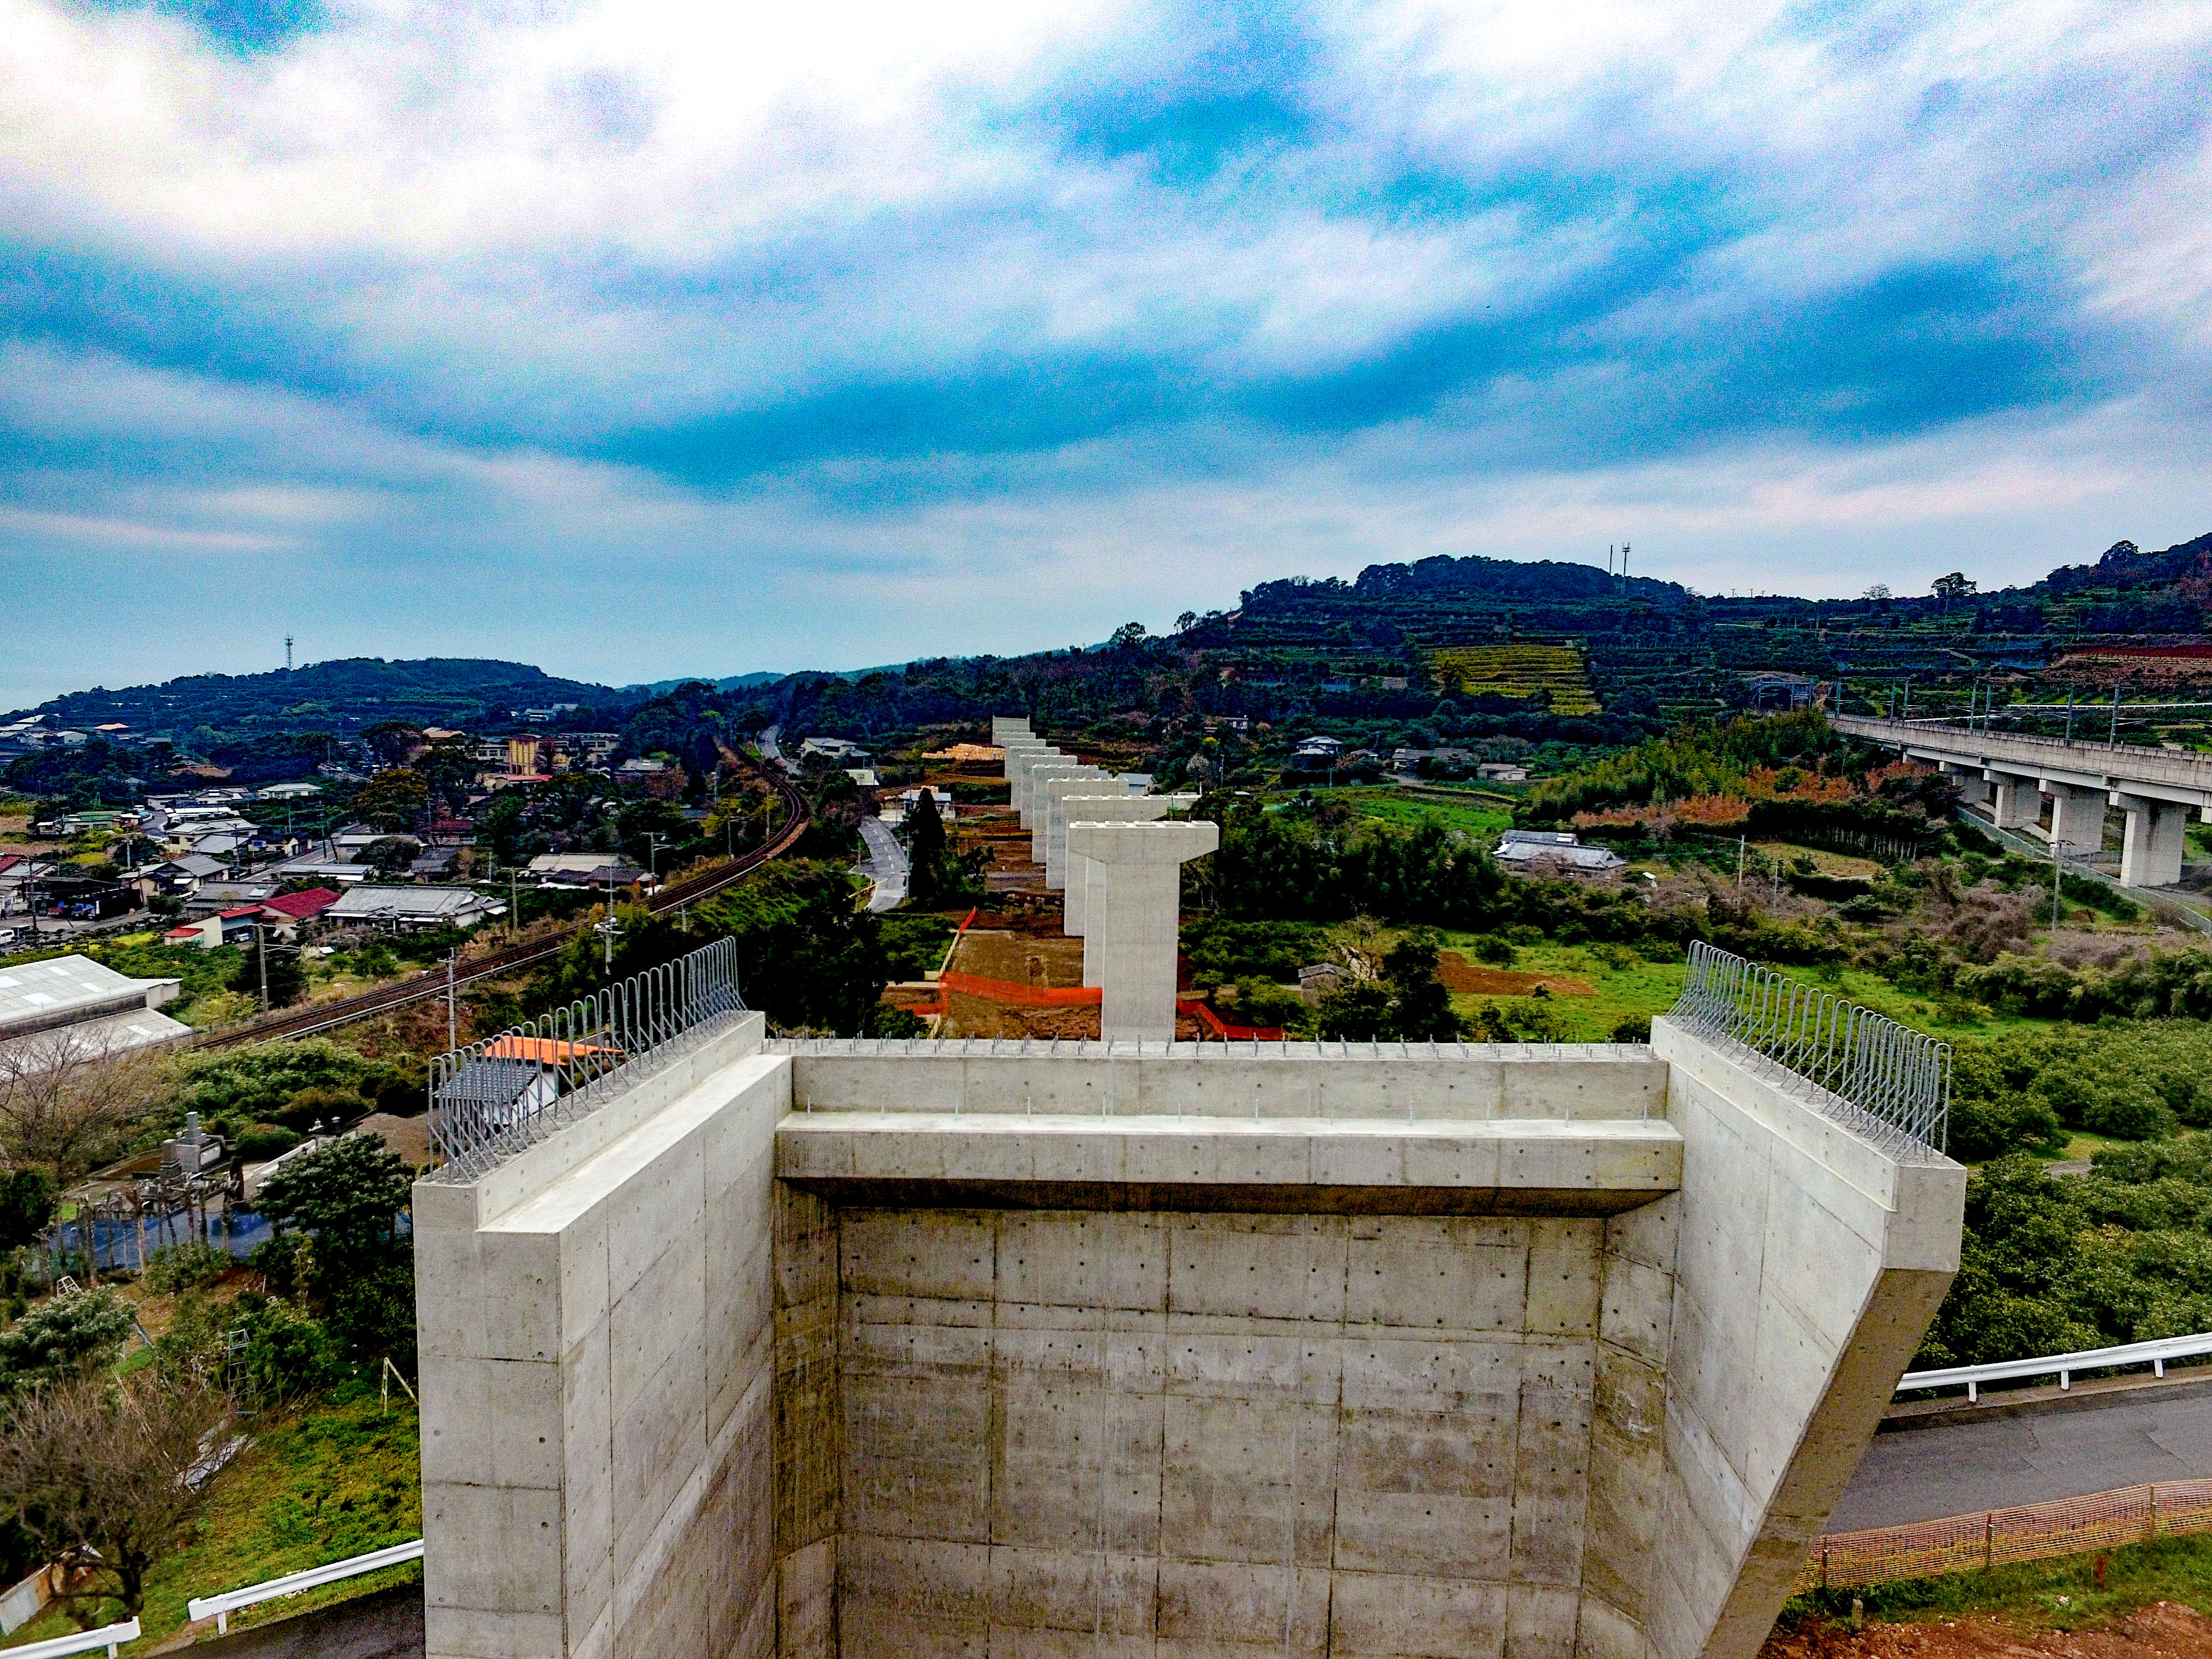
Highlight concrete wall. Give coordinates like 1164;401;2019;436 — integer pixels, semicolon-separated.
1639;1019;1964;1659
416;1026;1961;1659
416;1016;796;1659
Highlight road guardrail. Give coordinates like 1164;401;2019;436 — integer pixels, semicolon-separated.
7;1618;140;1658
1900;1331;2212;1404
186;1537;423;1636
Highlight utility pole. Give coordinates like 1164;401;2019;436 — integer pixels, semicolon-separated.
510;869;520;937
603;862;616;977
2049;838;2067;952
257;923;269;1013
1736;834;1746;899
2110;684;2122;746
445;948;458;1051
2064;689;2076;742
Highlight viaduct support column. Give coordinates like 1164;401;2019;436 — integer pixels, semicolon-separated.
1010;747;1063;825
991;716;1034;747
2116;795;2189;888
1942;764;1991;807
2046;781;2106;857
1042;771;1112;888
1025;761;1091;851
1987;771;2037;830
1062;794;1199;941
1068;820;1218;1042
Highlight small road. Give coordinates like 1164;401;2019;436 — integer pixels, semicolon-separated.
151;1583;421;1657
856;816;908;912
1828;1383;2212;1531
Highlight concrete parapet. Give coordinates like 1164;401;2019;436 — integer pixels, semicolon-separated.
774;1037;1672;1122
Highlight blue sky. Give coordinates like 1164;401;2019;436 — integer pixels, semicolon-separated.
3;0;2209;705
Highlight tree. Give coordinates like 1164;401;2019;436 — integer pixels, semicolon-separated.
0;1037;174;1186
1109;622;1148;650
253;1135;415;1363
0;1374;232;1618
1931;572;1978;605
1175;611;1198;634
0;1290;134;1391
1862;583;1891;601
229;940;306;1009
0;1169;56;1253
352;768;427;832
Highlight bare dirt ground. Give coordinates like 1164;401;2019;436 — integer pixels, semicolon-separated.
1764;1603;2212;1659
952;930;1086;987
1435;951;1595;997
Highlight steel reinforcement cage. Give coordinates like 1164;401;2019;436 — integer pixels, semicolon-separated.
425;936;747;1181
1668;940;1950;1157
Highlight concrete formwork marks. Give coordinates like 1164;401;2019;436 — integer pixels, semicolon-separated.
834;1204;1660;1658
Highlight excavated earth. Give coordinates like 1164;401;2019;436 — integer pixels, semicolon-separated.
1763;1603;2212;1659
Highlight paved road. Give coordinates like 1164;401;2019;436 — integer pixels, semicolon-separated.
857;815;909;911
1829;1384;2212;1531
158;1584;422;1657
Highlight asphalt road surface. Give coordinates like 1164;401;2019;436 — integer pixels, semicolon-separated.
175;1584;421;1658
1829;1384;2212;1531
857;815;909;911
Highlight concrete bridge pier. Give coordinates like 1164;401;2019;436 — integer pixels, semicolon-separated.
1062;793;1198;937
1027;763;1100;858
990;717;1034;747
1940;764;1991;807
1988;771;2039;829
1005;745;1059;823
2047;780;2107;855
1041;770;1112;884
1067;818;1218;1040
2116;794;2190;888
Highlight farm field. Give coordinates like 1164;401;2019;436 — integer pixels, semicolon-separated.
1427;643;1600;714
1345;788;1515;844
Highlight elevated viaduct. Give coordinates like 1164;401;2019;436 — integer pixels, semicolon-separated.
412;950;1964;1659
1833;713;2212;887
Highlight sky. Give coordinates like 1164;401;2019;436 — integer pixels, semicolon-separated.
3;0;2210;706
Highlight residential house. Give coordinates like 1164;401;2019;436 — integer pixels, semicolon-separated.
526;853;646;888
164;906;263;948
798;737;866;763
182;879;281;916
1476;763;1529;782
257;887;342;940
1494;830;1624;872
326;885;502;931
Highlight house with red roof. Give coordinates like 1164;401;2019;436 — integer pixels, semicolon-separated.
256;886;342;941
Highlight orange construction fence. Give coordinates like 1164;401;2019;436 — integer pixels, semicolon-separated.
1796;1478;2212;1592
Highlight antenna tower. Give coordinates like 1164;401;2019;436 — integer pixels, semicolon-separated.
285;635;294;672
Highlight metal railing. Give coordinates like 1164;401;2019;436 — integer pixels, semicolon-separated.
6;1620;140;1658
187;1539;424;1636
1900;1330;2212;1405
427;938;747;1181
1668;941;1950;1157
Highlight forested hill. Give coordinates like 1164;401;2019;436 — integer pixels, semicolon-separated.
22;658;635;738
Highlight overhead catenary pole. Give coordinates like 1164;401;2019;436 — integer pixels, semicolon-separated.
445;948;458;1052
2064;690;2077;742
2110;684;2123;746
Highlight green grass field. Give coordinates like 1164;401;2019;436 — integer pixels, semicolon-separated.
1436;935;1688;1040
1;1377;421;1652
1345;789;1515;845
1782;1530;2212;1635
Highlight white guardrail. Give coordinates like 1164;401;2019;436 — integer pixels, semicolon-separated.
7;1620;140;1658
1901;1332;2212;1404
186;1538;423;1635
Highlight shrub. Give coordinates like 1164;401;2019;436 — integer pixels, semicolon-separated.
1610;1014;1652;1044
234;1124;302;1161
233;1298;335;1404
0;1287;134;1387
1468;934;1516;965
142;1241;231;1295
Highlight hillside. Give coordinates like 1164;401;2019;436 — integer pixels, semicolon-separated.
16;658;637;741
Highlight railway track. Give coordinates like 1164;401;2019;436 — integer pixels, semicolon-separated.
187;769;810;1051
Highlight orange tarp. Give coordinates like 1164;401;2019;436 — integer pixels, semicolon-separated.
486;1036;620;1063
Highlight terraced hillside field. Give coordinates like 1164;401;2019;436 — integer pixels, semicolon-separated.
1428;643;1601;713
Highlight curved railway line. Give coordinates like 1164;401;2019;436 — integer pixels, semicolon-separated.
186;767;810;1051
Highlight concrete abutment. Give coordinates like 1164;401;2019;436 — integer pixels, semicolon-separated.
416;1024;1962;1659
